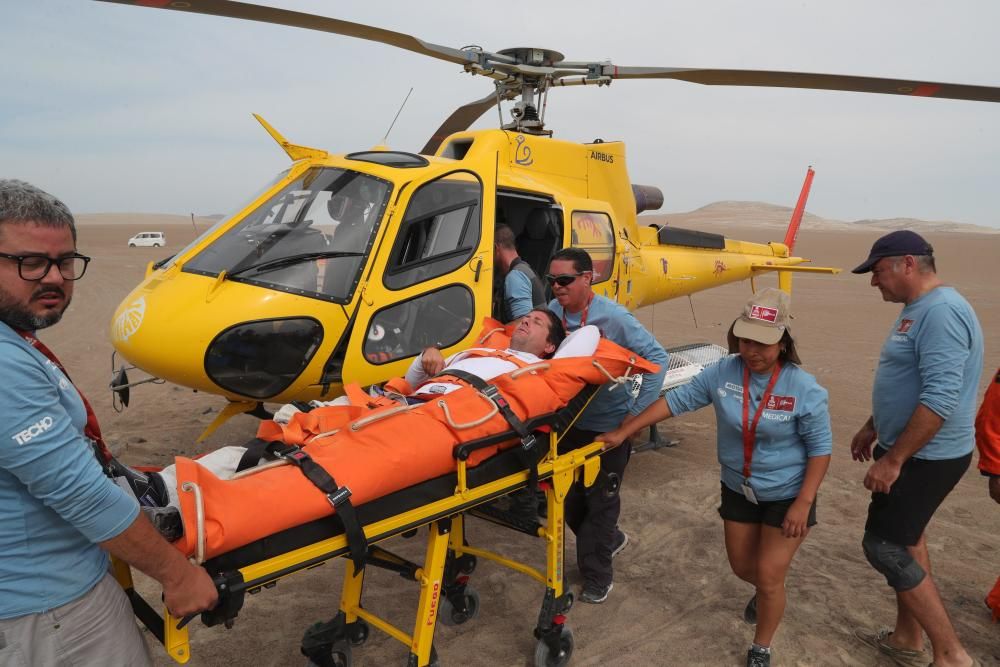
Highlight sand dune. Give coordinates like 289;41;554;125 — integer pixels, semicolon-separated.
40;217;1000;666
644;201;1000;234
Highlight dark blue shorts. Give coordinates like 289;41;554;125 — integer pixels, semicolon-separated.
718;482;817;529
865;445;971;546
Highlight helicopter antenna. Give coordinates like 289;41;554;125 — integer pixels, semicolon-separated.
687;295;700;328
381;87;414;145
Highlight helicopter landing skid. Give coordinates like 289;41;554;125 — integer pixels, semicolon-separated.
197;401;263;443
631;424;679;454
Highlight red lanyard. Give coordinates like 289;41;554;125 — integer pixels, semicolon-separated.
562;292;594;331
13;328;112;464
741;362;782;480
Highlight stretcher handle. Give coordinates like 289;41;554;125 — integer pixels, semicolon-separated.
438;391;499;429
180;481;206;565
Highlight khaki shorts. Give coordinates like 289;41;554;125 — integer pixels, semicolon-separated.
0;573;151;667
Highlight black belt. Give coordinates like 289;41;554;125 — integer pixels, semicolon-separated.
237;438;368;575
433;369;542;492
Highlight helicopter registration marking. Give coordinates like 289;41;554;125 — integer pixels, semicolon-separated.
112;296;146;343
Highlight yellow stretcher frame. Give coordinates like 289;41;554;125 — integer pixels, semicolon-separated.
113;425;605;666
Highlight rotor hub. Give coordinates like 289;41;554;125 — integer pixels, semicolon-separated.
496;47;565;67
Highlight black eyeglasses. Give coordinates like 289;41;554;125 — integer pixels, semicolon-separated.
544;272;587;287
0;252;91;281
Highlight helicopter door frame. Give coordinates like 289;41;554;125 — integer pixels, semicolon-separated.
341;167;497;382
495;189;562;309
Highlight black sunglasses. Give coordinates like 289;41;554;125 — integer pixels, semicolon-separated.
544;272;587;287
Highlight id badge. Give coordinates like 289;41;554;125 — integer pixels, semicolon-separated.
741;480;758;505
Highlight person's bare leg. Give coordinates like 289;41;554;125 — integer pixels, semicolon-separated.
888;532;972;666
723;519;761;586
752;525;805;647
885;532;928;651
901;536;971;665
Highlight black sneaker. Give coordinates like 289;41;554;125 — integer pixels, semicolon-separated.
142;505;183;542
579;582;612;604
611;529;629;558
746;645;770;667
743;594;758;624
108;459;168;508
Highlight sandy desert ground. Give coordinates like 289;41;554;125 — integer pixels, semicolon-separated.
43;216;1000;666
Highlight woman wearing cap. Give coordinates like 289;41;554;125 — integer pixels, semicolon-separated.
599;288;831;667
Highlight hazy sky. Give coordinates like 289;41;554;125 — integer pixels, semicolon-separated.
4;1;999;228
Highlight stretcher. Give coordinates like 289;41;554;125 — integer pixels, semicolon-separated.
113;324;657;666
115;392;602;666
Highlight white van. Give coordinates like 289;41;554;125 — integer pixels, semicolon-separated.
128;232;165;247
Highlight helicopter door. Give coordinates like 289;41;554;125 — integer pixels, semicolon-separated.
342;169;494;381
570;210;618;300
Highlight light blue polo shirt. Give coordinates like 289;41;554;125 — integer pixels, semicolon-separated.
667;355;832;501
0;323;138;618
872;286;983;460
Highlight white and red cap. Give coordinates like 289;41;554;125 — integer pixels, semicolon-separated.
731;288;791;345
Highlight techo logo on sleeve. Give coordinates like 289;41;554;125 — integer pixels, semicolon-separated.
12;416;55;445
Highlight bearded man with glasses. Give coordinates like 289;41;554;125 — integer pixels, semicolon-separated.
545;247;668;604
0;180;217;666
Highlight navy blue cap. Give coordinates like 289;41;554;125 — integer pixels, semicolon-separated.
851;230;934;274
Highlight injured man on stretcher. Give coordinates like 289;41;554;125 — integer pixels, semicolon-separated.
115;308;601;540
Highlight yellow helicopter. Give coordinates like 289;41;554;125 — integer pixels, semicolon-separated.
99;0;1000;440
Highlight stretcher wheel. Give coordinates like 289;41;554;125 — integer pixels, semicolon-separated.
437;587;480;626
348;620;369;646
534;626;574;667
305;639;351;667
456;555;477;575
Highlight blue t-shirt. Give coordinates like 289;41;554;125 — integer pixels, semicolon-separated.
666;355;832;501
549;294;668;432
504;270;535;321
0;323;138;619
872;286;983;460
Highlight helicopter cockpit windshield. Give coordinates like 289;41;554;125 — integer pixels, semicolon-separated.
183;168;391;303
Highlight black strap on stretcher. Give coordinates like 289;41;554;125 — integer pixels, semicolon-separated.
236;438;368;575
432;369;542;493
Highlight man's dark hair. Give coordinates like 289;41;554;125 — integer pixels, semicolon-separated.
495;224;517;250
0;180;76;242
549;247;592;273
532;307;566;356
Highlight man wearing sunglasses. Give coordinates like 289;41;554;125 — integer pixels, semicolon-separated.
0;180;217;666
546;247;668;604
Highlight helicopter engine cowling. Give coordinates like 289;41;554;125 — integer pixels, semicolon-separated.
632;184;664;214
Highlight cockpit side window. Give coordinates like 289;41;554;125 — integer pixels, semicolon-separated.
384;172;482;290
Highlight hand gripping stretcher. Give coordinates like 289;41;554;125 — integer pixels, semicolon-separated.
112;324;658;666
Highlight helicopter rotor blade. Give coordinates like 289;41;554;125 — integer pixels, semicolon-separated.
603;66;1000;104
421;93;503;155
94;0;479;68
